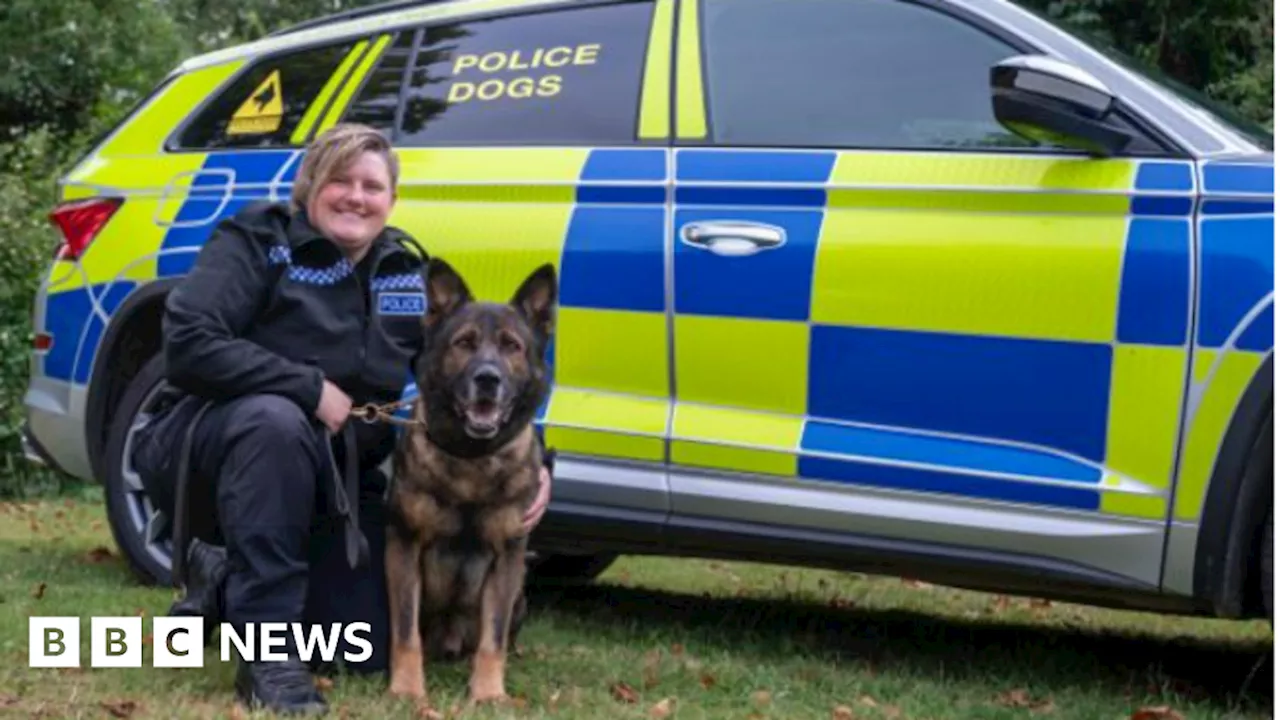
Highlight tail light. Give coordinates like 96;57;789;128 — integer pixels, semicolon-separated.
48;197;123;261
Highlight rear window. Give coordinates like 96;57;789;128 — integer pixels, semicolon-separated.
172;39;360;150
343;0;655;146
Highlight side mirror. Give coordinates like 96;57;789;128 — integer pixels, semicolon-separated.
991;55;1134;157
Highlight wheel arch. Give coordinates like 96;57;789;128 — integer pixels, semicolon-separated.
1192;352;1274;618
85;278;181;484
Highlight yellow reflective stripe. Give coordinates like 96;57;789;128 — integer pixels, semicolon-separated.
556;308;668;399
675;0;706;138
544;388;668;462
671;403;802;476
318;34;392;133
638;0;674;139
1174;349;1265;521
674;315;808;416
292;40;370;144
1099;345;1187;519
85;61;244;158
825;188;1130;215
1101;474;1166;520
65;155;206;193
811;209;1126;343
829;153;1137;191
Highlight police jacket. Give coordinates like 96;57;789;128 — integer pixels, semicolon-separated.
161;200;428;470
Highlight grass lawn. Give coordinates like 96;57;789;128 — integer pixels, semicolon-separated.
0;490;1272;719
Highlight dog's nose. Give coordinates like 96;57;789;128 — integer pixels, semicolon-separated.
473;367;501;394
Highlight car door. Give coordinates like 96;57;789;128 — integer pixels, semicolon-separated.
333;0;676;523
664;0;1195;587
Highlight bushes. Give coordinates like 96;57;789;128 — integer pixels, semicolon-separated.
0;129;93;496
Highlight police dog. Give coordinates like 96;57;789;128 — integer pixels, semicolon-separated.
385;258;554;704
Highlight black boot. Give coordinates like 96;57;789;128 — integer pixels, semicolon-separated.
168;538;228;642
235;654;328;716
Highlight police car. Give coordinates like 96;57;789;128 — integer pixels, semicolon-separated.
21;0;1274;622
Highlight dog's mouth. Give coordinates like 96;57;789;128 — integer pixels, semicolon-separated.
461;398;509;439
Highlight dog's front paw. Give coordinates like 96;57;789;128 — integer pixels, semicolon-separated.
469;650;507;703
388;673;426;700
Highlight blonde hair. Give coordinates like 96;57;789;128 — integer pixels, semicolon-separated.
290;123;400;212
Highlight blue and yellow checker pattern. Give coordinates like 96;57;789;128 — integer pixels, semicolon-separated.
663;150;1271;524
41;142;1274;526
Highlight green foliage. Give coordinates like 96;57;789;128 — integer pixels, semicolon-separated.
1016;0;1274;129
0;0;1273;497
0;128;85;497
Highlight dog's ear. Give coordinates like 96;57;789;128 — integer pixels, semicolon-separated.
510;263;557;339
424;257;472;329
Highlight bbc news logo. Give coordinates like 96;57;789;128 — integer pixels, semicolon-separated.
29;617;373;668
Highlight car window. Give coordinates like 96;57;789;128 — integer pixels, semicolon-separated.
173;40;360;150
699;0;1051;151
345;0;655;146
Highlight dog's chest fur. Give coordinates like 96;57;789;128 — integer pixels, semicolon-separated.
390;418;540;550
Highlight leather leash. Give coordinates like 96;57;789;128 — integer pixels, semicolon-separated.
350;398;422;428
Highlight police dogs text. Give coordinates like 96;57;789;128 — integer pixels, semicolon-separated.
28;617;372;667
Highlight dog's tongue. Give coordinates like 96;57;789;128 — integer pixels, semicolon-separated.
467;401;501;429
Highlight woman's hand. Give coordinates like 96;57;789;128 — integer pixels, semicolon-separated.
522;464;552;534
316;379;353;434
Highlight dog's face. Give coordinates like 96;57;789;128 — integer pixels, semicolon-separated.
418;259;556;442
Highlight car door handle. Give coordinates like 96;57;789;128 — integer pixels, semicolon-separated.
679;221;787;257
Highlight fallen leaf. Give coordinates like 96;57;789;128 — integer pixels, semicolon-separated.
63;499;75;508
670;643;685;656
100;700;138;718
1029;598;1052;608
31;582;46;600
0;694;17;707
85;546;113;563
415;704;444;720
751;690;772;706
832;706;855;720
228;706;247;720
858;695;878;708
901;578;928;588
650;698;674;718
996;688;1055;713
1131;708;1185;720
990;595;1011;613
547;689;562;709
91;521;103;531
610;682;639;704
315;677;334;691
699;671;716;689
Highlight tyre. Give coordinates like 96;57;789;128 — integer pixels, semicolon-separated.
1263;507;1272;621
527;552;618;586
101;353;175;586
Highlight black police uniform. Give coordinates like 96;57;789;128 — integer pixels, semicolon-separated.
131;201;535;713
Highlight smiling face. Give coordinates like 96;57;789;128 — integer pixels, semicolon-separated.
306;150;396;261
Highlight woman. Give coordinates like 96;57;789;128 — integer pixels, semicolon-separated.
134;123;552;715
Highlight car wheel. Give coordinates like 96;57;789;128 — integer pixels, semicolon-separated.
102;354;175;586
527;552;618;586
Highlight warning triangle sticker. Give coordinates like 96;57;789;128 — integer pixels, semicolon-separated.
228;70;285;136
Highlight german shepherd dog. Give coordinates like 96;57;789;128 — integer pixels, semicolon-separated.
385;258;555;705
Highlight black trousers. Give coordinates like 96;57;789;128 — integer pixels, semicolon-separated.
185;393;391;674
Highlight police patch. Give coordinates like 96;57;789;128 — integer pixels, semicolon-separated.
378;292;427;316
